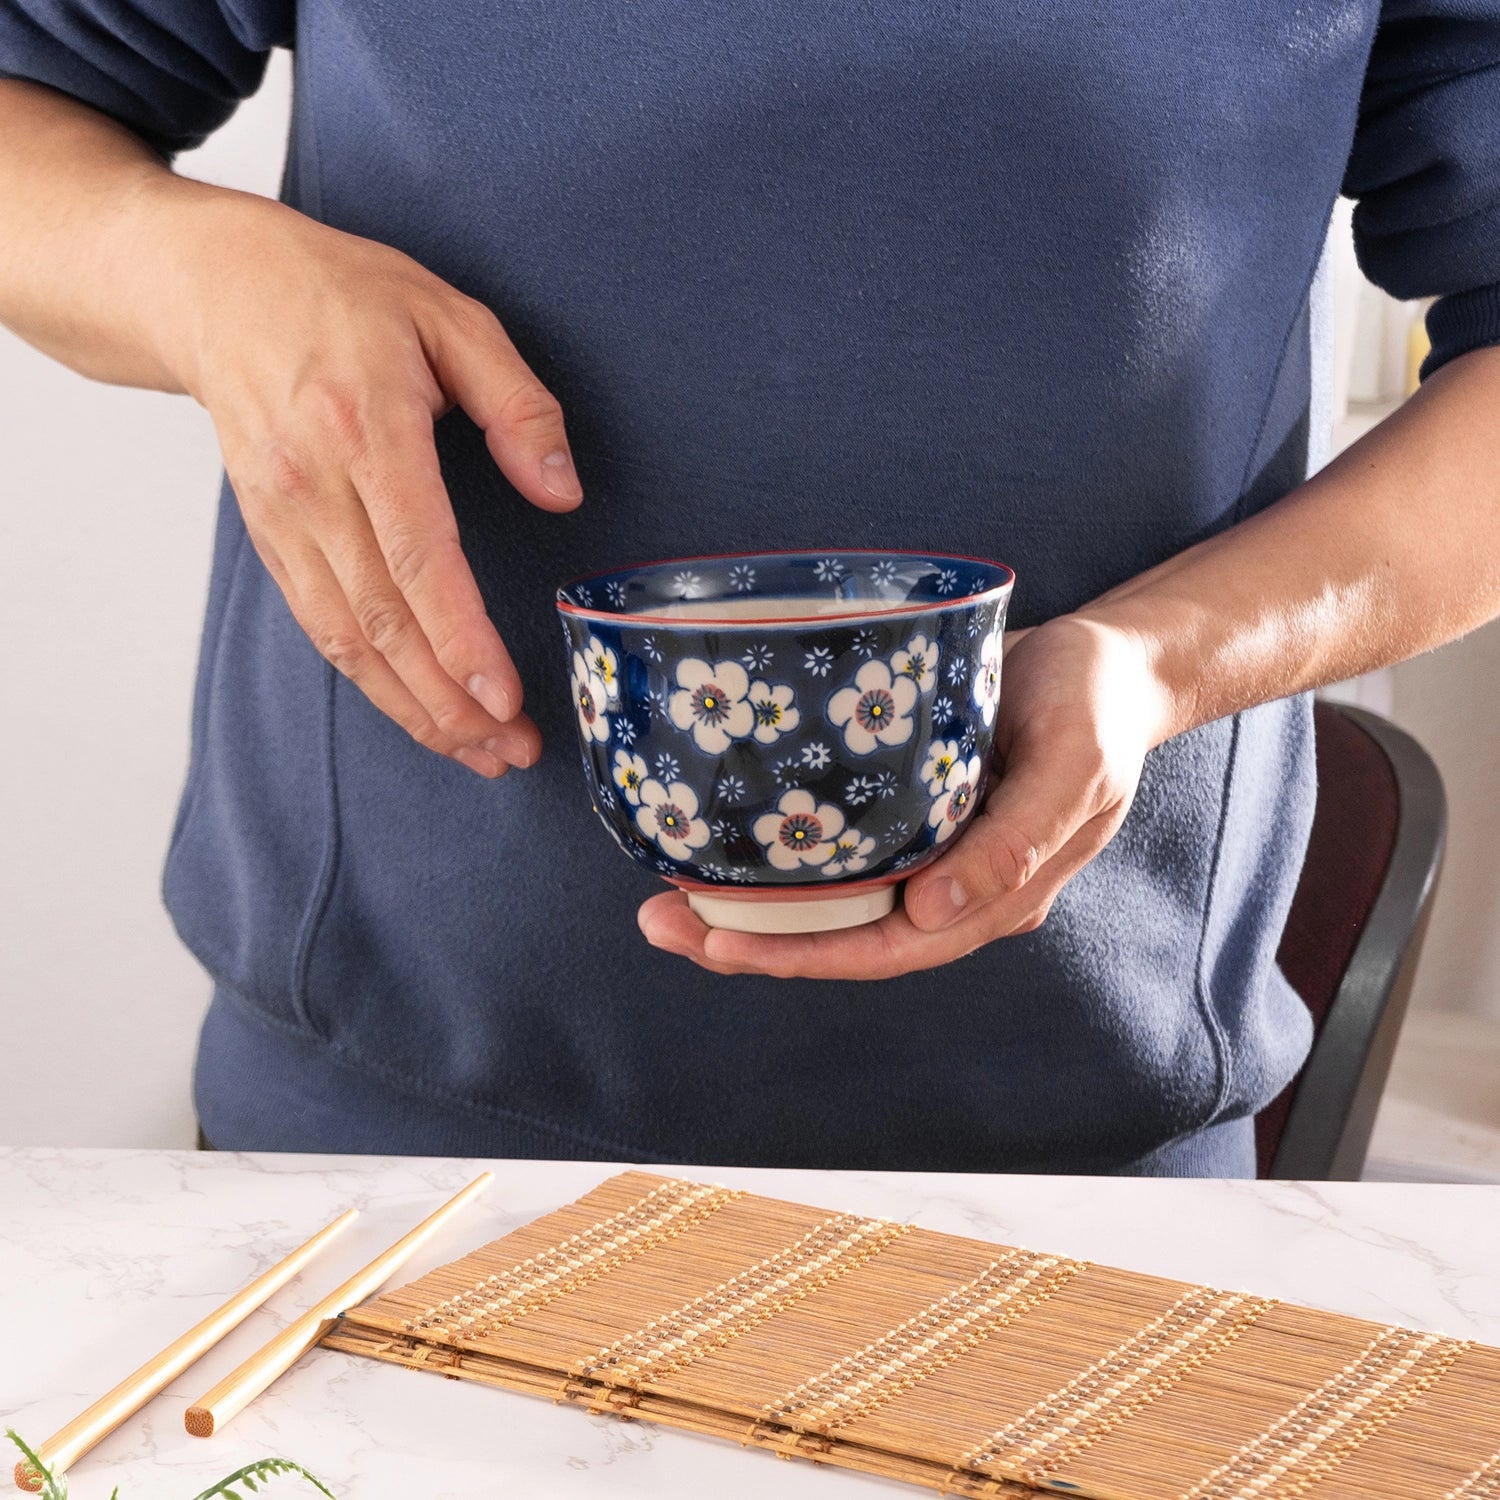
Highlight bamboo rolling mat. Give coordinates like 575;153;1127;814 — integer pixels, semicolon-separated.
321;1171;1500;1499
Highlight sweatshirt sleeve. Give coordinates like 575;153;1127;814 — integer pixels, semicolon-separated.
0;0;293;157
1343;0;1500;378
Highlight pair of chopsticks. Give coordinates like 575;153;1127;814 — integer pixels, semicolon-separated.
14;1172;492;1492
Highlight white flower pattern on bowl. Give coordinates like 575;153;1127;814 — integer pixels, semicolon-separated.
747;679;800;744
824;830;877;876
667;658;755;754
920;738;962;796
828;659;918;756
974;622;1003;725
928;755;984;844
612;749;648;805
892;633;939;692
800;740;832;770
584;635;621;701
556;550;1014;917
635;778;712;861
752;789;846;870
571;650;610;743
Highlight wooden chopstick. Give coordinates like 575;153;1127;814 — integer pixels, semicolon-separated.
185;1171;493;1438
13;1208;357;1492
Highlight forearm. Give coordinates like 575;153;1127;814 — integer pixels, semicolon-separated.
0;78;246;392
1081;344;1500;745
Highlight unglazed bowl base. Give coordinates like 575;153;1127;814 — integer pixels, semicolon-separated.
686;886;898;934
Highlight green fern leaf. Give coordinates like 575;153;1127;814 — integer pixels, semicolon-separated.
189;1457;335;1500
5;1431;67;1500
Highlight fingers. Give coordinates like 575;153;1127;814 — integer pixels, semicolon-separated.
196;236;573;772
642;810;1119;983
639;887;983;982
424;296;584;514
242;476;540;775
698;905;934;982
636;893;757;977
298;484;541;768
904;734;1108;931
348;401;527;725
250;536;513;776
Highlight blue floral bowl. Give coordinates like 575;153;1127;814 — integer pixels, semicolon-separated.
556;551;1014;933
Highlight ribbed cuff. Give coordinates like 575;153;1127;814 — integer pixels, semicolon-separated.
1422;283;1500;379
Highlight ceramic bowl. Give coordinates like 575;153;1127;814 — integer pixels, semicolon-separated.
556;550;1014;934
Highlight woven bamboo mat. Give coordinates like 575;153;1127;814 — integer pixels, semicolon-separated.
321;1171;1500;1499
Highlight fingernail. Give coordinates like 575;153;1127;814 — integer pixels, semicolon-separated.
539;450;583;502
453;746;502;778
914;877;968;931
484;735;534;769
468;673;514;721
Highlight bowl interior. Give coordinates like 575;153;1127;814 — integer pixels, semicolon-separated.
557;550;1012;625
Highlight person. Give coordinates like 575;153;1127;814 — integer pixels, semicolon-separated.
2;3;1498;1177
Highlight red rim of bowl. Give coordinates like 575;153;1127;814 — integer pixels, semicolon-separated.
556;548;1015;629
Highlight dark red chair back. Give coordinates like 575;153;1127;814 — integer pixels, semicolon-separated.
1257;702;1444;1179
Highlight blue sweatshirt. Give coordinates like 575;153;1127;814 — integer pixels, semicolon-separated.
5;1;1498;1174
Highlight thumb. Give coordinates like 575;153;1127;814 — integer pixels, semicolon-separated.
904;741;1102;931
426;294;583;514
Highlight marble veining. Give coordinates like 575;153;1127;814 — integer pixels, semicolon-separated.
1;1149;1497;1499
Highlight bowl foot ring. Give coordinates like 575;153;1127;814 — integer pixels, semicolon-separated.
685;886;898;934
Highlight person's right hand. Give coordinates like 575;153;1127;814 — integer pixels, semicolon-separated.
158;187;581;779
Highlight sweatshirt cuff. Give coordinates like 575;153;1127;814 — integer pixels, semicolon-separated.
1422;284;1500;380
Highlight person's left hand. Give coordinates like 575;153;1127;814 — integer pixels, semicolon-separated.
637;614;1177;979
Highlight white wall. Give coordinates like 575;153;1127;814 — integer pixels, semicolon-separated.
1391;633;1500;1020
1;56;1496;1151
0;55;292;1147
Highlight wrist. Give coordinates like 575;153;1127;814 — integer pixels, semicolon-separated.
1063;600;1201;749
118;175;288;402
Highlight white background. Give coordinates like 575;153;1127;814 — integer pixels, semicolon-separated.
2;53;1497;1151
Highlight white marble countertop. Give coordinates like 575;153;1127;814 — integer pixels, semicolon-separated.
3;1150;1499;1500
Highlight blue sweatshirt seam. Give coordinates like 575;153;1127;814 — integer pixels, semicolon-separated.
1189;713;1241;1129
282;28;336;1041
166;519;249;863
289;660;341;1039
1192;194;1335;1126
1233;190;1341;524
211;979;662;1158
292;14;324;223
